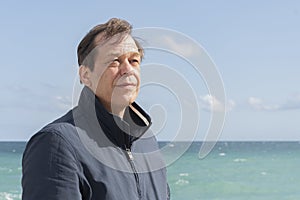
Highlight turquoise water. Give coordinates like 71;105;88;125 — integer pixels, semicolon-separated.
1;142;300;200
0;142;24;200
165;142;300;200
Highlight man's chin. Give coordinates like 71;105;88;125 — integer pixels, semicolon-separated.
111;96;135;108
112;91;137;103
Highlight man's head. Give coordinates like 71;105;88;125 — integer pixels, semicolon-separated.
77;18;143;116
77;18;144;69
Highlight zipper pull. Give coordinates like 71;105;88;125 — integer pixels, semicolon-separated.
125;148;134;160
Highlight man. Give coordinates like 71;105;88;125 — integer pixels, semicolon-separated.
22;18;170;200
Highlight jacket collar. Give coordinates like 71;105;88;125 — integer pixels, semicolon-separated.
78;86;152;149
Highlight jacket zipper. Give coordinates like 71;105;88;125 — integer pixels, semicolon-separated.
125;147;142;199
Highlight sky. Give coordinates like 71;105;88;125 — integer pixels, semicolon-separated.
0;0;299;141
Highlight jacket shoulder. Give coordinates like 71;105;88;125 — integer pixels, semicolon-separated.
22;122;83;199
24;122;82;159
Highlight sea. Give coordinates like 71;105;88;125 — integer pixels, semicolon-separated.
1;141;300;200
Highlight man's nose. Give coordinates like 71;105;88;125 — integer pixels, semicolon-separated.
119;59;133;75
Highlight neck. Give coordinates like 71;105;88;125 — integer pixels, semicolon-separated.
101;100;127;119
110;105;126;119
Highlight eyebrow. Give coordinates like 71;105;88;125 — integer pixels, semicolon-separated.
103;52;141;65
131;52;141;57
107;51;140;58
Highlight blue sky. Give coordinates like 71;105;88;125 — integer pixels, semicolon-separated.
1;1;299;141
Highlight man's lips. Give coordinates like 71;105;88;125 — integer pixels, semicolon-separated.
115;82;137;87
115;75;138;88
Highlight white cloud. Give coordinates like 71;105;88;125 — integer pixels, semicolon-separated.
248;95;300;111
54;96;72;111
160;35;197;57
227;99;236;111
248;97;262;106
199;94;235;112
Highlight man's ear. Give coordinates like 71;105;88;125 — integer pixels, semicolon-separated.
79;65;92;87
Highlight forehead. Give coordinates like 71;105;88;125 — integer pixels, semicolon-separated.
95;33;139;57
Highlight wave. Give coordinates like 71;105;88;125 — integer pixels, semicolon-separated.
0;192;21;200
175;179;189;185
0;167;13;173
233;158;247;162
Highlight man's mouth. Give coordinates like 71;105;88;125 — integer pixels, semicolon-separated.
115;75;138;88
115;83;137;88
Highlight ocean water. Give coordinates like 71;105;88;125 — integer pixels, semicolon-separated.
0;142;24;200
1;141;300;200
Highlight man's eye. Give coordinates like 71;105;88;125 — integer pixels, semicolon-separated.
130;59;140;64
113;58;120;63
110;58;120;66
108;59;120;67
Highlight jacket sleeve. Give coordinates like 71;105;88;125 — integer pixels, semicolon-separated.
22;131;81;200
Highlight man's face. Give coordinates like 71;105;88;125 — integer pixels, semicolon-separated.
88;34;141;112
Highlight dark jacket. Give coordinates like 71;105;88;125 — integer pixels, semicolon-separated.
22;86;170;200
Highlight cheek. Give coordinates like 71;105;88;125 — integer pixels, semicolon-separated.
89;73;100;92
135;68;141;83
101;69;119;89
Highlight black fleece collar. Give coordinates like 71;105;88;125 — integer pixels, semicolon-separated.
78;86;151;149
